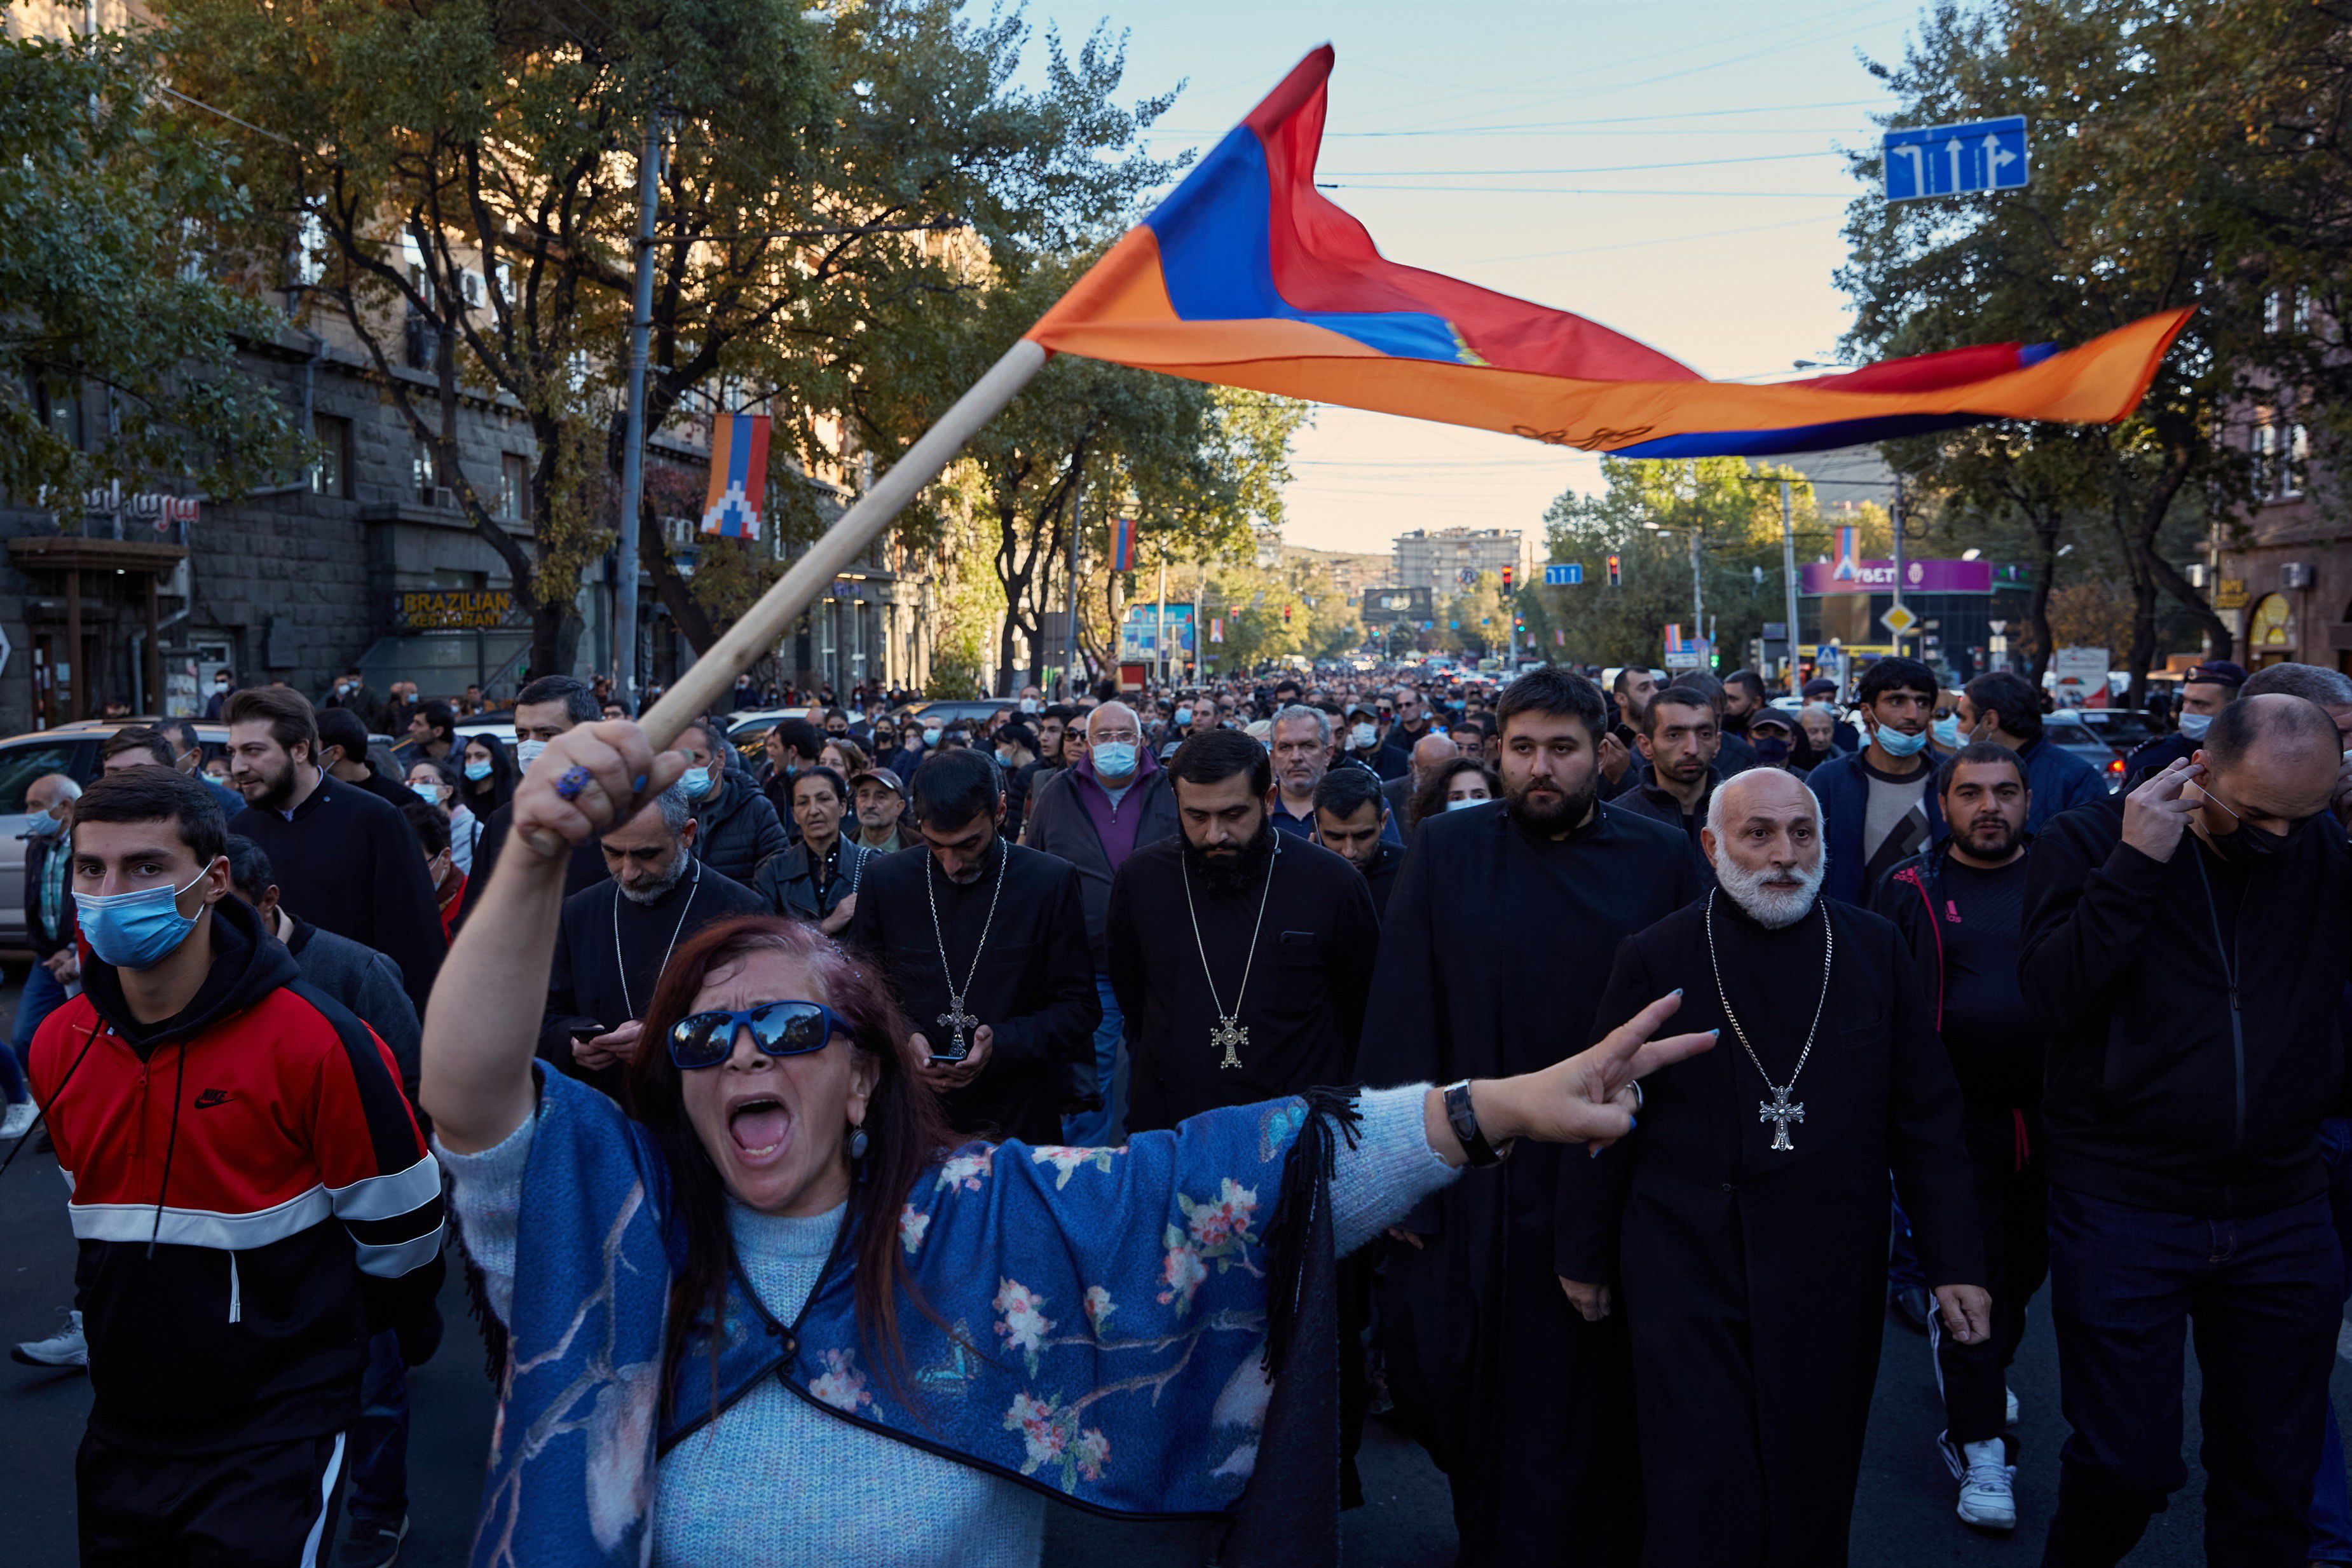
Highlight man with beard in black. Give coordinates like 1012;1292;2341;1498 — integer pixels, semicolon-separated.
1315;764;1405;918
1556;768;1986;1566
847;750;1098;1145
539;782;764;1099
1360;665;1698;1568
1874;742;2044;1534
1107;728;1378;1133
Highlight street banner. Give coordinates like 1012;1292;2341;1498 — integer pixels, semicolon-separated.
699;413;770;539
1111;515;1138;573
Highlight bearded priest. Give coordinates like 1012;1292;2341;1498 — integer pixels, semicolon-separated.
1555;768;1988;1567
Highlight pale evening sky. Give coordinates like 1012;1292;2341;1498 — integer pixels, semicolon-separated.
1020;0;1922;555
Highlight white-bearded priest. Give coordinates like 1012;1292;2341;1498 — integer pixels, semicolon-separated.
1555;768;1989;1567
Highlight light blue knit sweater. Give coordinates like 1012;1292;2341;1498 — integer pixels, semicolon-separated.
441;1084;1454;1567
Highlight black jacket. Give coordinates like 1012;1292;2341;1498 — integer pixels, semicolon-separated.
754;836;878;923
691;769;789;885
2021;796;2352;1216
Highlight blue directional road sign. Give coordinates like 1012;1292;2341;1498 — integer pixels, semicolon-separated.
1883;116;2028;202
1543;562;1583;586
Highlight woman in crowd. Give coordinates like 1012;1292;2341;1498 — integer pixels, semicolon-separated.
1411;756;1500;827
1796;702;1842;768
459;732;518;821
753;765;872;935
408;756;485;873
819;736;868;781
421;720;1709;1567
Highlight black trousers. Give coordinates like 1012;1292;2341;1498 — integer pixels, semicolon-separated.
79;1428;348;1568
2041;1187;2339;1568
1936;1105;2049;1450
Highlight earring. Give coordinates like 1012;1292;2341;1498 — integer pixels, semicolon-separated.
847;1121;871;1178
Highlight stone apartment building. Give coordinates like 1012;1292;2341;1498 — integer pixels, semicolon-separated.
1390;526;1540;603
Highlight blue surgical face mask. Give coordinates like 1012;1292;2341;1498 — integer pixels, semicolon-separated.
514;738;548;770
78;862;215;969
1447;794;1488;811
1175;707;1193;726
410;781;444;803
1931;716;1961;749
2177;711;2213;741
1091;742;1138;779
1873;722;1930;758
922;727;943;748
680;764;716;800
463;759;493;782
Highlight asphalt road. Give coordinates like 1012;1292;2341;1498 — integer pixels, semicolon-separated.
3;976;2348;1561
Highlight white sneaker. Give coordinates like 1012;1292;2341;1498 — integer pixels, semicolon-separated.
0;1101;34;1140
11;1308;86;1369
1954;1438;2017;1531
2006;1384;2019;1428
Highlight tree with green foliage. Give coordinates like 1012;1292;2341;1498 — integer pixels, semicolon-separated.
0;24;296;509
1538;456;1818;671
164;0;1177;677
1835;0;2328;692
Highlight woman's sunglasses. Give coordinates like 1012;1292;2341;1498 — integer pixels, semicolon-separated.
667;1000;852;1070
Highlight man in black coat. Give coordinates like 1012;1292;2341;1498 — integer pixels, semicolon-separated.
2023;695;2351;1566
677;716;788;884
541;784;765;1100
224;687;446;1020
457;676;610;928
1313;765;1405;919
1358;667;1697;1568
1557;767;1987;1567
847;751;1098;1145
316;706;414;815
1109;730;1378;1133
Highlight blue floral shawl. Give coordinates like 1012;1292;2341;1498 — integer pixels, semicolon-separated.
470;1065;1343;1568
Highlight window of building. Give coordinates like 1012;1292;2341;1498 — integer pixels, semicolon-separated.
291;211;328;289
2285;424;2309;499
311;414;350;498
413;436;440;506
32;376;81;447
500;453;529;519
2266;290;2290;335
2253;421;2278;499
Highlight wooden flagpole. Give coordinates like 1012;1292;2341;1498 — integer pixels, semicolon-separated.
635;338;1050;751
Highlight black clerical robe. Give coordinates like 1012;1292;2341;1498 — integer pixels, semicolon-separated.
1108;835;1378;1134
540;861;765;1098
229;777;447;1021
1356;796;1699;1568
1555;893;1983;1568
1360;840;1405;922
845;839;1098;1145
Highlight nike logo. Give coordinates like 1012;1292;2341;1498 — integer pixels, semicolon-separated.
192;1089;233;1110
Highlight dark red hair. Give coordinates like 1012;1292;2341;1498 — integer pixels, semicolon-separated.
624;915;954;1413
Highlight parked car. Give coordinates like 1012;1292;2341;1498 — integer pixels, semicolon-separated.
2041;711;2131;791
890;699;1016;733
0;719;238;949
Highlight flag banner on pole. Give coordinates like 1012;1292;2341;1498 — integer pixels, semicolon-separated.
1025;47;2191;458
1665;624;1686;654
1833;525;1861;583
701;414;770;539
1112;516;1138;573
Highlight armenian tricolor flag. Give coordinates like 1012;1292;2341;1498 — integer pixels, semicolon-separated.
1026;48;2191;457
701;413;770;539
1111;515;1139;572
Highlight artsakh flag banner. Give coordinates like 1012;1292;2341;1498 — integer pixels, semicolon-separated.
1026;47;2192;457
1111;515;1139;572
701;413;770;539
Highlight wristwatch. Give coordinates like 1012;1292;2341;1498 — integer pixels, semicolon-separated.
1442;1079;1511;1168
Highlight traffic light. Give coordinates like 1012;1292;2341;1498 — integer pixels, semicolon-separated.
1282;603;1292;623
1501;564;1514;592
1606;554;1621;588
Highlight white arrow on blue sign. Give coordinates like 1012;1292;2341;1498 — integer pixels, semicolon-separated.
1543;563;1583;586
1883;116;2028;202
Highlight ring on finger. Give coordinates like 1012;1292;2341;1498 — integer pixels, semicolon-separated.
1629;1081;1644;1112
554;765;596;801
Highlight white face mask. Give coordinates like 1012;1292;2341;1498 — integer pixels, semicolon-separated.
515;738;548;769
1351;722;1378;749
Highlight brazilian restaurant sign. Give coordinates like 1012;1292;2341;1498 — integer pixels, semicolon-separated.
388;589;529;631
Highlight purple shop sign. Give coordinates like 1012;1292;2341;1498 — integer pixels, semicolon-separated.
1800;558;1993;596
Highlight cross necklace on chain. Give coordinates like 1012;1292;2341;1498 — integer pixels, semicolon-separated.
1180;835;1282;1070
1704;887;1833;1152
926;837;1008;1063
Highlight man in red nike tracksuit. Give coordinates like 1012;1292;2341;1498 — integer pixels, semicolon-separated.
30;768;444;1566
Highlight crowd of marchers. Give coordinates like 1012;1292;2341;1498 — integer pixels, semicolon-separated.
6;647;2352;1568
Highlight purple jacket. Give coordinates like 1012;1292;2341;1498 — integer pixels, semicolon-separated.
1023;748;1178;967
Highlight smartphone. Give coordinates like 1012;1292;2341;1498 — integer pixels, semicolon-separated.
927;1037;971;1066
569;1023;606;1044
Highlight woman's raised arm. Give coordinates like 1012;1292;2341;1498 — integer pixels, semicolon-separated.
421;721;683;1152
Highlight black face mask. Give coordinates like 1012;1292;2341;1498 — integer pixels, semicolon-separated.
2200;789;2301;864
1752;735;1793;765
